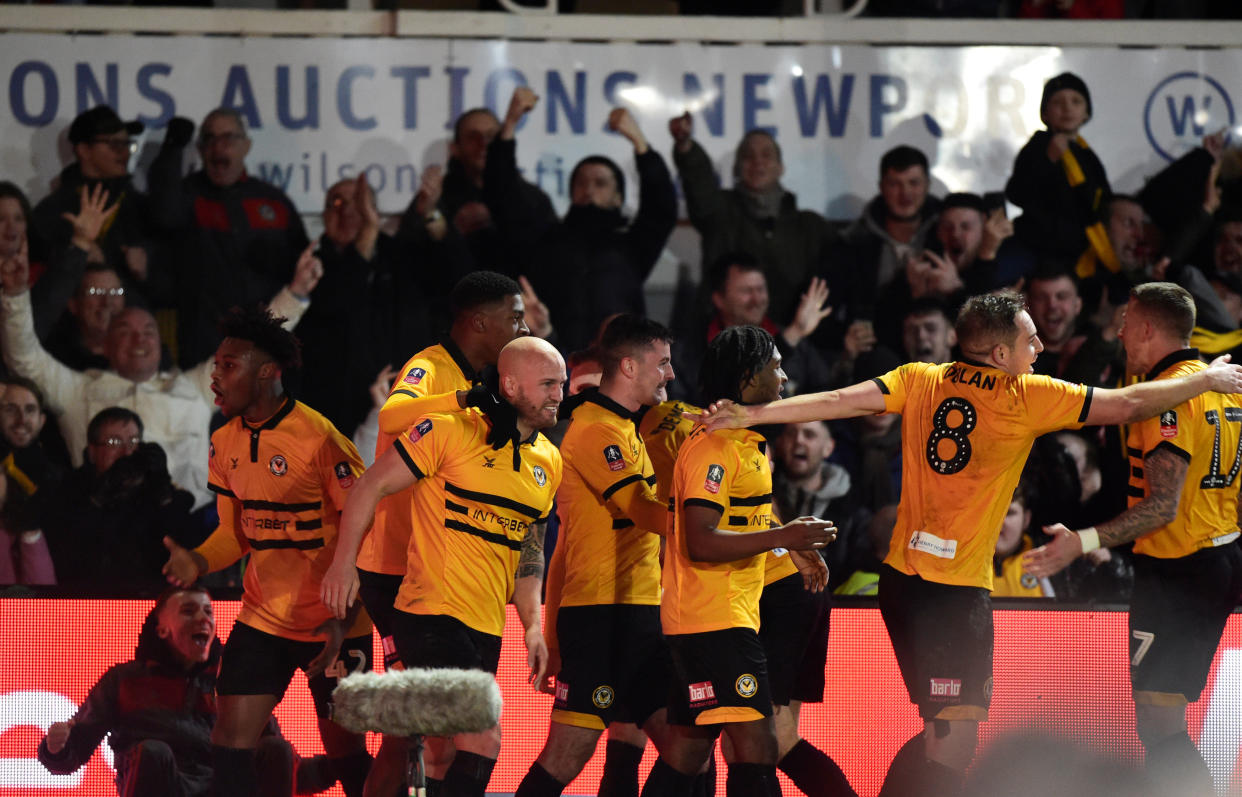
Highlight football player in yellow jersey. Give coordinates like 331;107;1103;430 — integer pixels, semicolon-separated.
161;306;372;797
354;270;529;797
1024;283;1242;797
696;291;1242;797
514;315;677;797
323;336;565;797
539;349;692;797
659;326;836;797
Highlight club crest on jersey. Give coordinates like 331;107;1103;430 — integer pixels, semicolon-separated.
334;460;355;489
592;685;615;709
604;444;625;471
704;464;724;494
408;419;433;443
1160;410;1178;438
735;674;758;698
533;465;547;486
258;203;277;222
269;455;288;476
404;367;427;385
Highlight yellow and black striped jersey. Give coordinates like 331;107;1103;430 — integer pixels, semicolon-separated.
664;425;774;634
1128;351;1242;559
392;410;562;636
198;399;369;641
555;391;662;607
359;339;477;576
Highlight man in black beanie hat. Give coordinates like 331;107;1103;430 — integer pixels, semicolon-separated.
1006;71;1112;266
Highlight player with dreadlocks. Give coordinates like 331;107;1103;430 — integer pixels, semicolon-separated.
646;325;837;797
163;305;373;797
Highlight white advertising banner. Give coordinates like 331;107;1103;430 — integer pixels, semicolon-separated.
0;34;1235;217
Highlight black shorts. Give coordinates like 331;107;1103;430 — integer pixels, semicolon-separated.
1130;544;1242;702
217;622;374;720
553;604;671;729
357;568;404;670
878;565;992;722
759;573;831;706
666;627;772;727
390;611;502;675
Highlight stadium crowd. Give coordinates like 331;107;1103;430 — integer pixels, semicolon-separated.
6;68;1241;797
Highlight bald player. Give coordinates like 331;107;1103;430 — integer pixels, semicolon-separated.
344;270;528;796
696;291;1242;797
324;336;565;797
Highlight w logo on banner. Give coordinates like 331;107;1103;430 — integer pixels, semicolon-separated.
1144;72;1235;162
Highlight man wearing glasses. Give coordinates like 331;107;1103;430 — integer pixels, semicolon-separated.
30;105;158;302
149;107;314;369
42;406;199;589
37;263;127;372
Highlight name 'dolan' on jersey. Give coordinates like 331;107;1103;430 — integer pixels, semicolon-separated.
943;364;997;391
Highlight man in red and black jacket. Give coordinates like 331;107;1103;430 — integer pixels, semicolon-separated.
36;586;296;797
147;108;311;368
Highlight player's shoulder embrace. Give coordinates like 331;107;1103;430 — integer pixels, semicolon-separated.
679;424;718;458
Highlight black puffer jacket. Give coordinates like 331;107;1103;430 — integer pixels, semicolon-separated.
484;138;677;356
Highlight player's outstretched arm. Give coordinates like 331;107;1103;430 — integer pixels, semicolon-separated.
689;380;887;432
1024;448;1186;578
378;389;466;435
321;446;419;619
1086;355;1242;426
684;505;836;563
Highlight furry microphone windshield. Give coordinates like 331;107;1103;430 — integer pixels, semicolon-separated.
331;668;503;737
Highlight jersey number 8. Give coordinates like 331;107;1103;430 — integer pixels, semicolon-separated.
925;397;977;475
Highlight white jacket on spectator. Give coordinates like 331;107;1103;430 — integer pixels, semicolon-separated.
1;289;308;510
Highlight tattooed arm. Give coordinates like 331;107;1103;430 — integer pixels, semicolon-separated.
1024;448;1186;578
1095;448;1187;546
513;520;548;688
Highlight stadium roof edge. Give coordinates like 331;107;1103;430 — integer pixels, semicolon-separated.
0;8;1238;47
